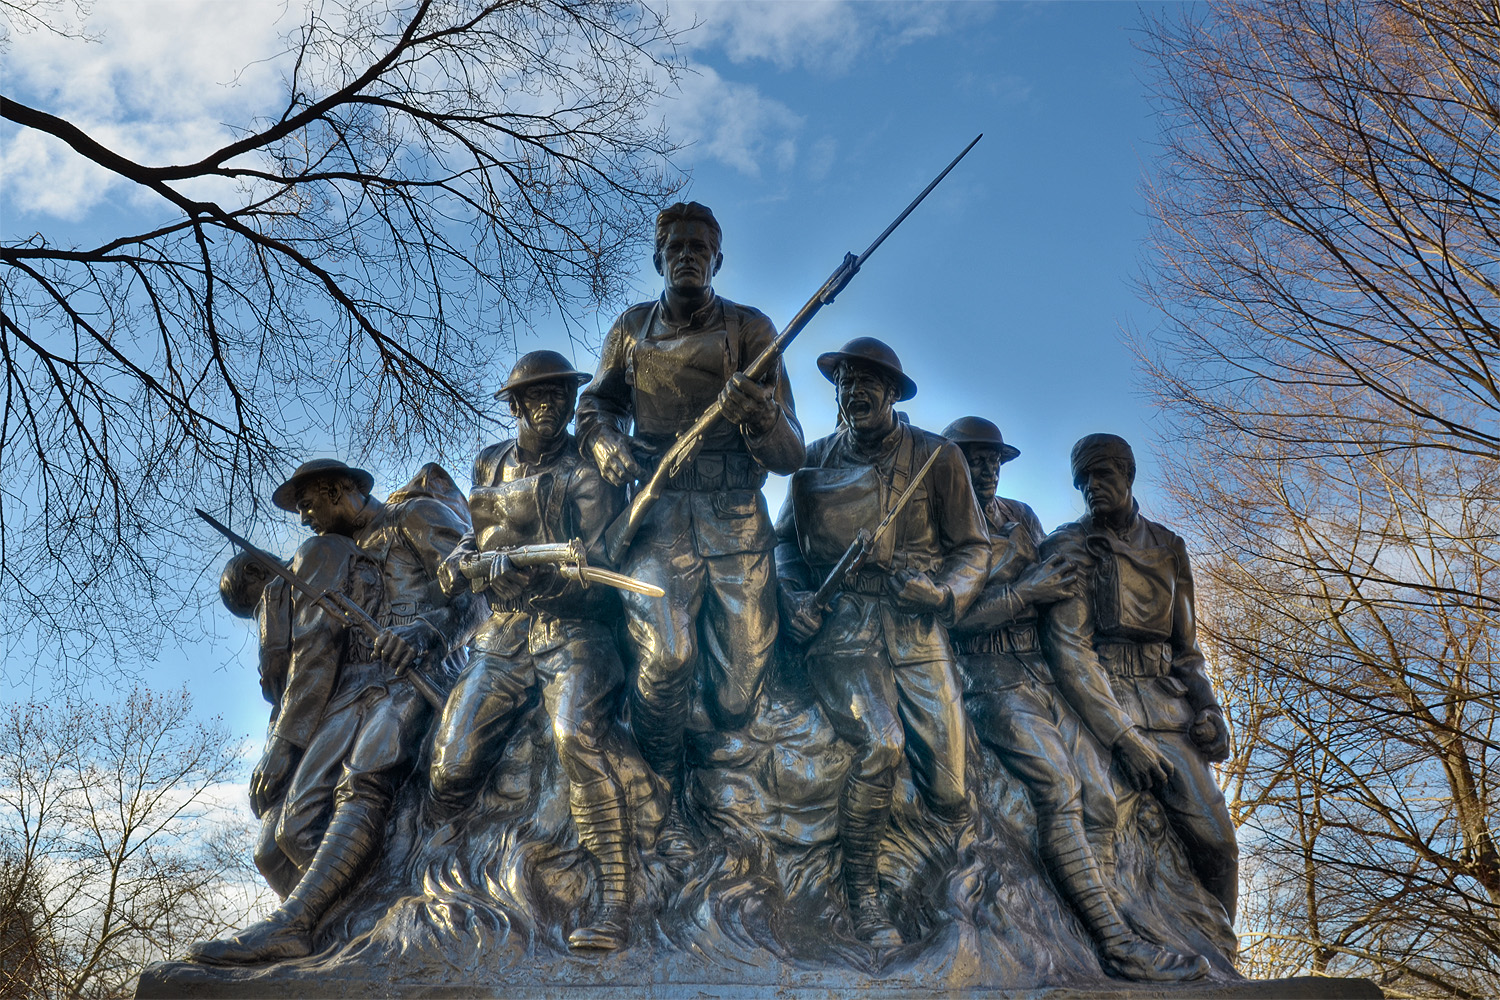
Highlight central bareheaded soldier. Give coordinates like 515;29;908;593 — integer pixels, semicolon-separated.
576;202;805;851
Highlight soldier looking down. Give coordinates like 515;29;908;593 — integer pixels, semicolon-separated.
1040;434;1239;922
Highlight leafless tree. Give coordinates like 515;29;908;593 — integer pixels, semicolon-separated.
0;686;272;998
0;0;681;676
1138;2;1500;996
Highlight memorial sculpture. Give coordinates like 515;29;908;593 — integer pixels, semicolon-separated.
1039;433;1240;922
774;338;987;946
138;181;1362;999
943;417;1208;981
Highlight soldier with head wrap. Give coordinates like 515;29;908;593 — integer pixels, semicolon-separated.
945;419;1207;981
776;338;989;947
1039;434;1239;922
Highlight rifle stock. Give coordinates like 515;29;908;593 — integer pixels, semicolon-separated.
601;135;983;565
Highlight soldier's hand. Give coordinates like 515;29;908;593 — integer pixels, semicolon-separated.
250;736;300;819
781;589;826;644
375;621;437;676
591;427;644;486
889;569;948;614
1190;708;1231;762
719;373;778;436
1114;727;1173;790
484;553;531;602
1013;554;1080;607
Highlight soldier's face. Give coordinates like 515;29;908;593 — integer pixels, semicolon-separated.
511;380;575;441
654;221;722;295
963;446;1003;502
295;480;361;536
1077;460;1133;519
835;363;896;434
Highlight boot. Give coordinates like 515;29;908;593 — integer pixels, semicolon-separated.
840;773;902;948
1044;820;1207;983
568;781;632;952
189;801;382;966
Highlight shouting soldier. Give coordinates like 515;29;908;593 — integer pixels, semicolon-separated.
576;202;805;851
944;417;1207;981
429;350;646;952
775;338;988;946
1040;434;1239;922
192;459;485;964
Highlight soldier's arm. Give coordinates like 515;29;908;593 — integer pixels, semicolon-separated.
735;310;805;475
1038;529;1137;750
929;440;991;625
399;498;488;650
271;536;354;749
576;309;641;457
773;487;814;593
572;462;626;567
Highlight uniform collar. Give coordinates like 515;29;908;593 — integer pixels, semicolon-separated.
656;290;719;331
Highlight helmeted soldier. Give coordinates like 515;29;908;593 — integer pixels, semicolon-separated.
1040;433;1239;921
191;459;485;965
429;350;642;952
944;418;1208;981
576;202;805;849
775;338;988;946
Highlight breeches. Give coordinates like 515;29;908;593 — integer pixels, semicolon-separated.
429;636;624;808
808;652;967;816
263;677;430;871
965;672;1116;836
622;536;777;737
1151;729;1239;887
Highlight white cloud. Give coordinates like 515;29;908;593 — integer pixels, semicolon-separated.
667;62;804;177
670;0;985;74
2;1;300;220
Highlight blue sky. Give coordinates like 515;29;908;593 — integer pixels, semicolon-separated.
3;2;1178;742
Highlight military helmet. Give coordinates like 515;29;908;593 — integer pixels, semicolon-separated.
816;337;918;401
941;416;1020;464
271;458;375;512
493;350;592;400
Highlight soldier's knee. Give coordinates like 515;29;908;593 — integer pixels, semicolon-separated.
856;728;905;779
1029;769;1083;820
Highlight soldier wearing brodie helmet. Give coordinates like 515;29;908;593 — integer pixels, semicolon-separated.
776;337;988;946
431;350;648;952
1040;433;1239;924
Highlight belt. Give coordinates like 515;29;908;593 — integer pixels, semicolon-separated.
1096;640;1173;678
956;622;1039;656
843;570;889;596
652;450;767;492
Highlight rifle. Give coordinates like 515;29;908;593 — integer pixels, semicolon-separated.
456;539;664;597
196;508;449;709
603;134;983;565
810;447;944;612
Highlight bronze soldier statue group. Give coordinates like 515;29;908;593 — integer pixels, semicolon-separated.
193;202;1238;983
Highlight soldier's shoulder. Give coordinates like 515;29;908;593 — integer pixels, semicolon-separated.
291;532;361;566
1040;520;1090;558
804;432;839;466
472;440;515;484
719;297;776;338
1138;512;1190;552
388;493;467;530
611;300;656;331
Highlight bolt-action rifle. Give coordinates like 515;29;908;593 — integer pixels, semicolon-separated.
196;507;449;709
602;134;983;565
810;447;944;611
455;539;665;597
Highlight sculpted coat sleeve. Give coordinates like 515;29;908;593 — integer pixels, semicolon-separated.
736;310;805;475
575;307;643;457
272;538;355;749
773;489;814;594
1168;533;1221;715
1038;530;1137;750
928;440;991;626
400;497;487;648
